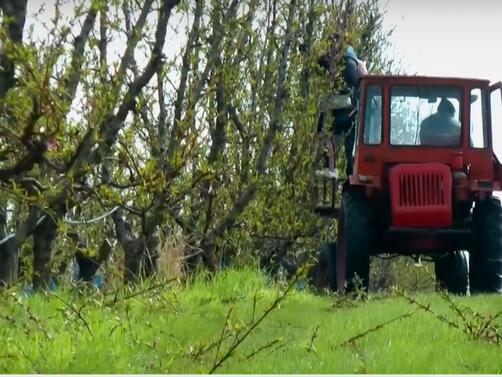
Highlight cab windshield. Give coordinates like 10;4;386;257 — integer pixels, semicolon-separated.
390;86;461;147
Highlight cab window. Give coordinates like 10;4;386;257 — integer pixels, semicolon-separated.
469;88;487;148
363;85;382;145
390;86;461;147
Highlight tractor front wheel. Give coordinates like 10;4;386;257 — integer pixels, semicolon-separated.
336;190;373;293
434;251;468;295
470;197;502;294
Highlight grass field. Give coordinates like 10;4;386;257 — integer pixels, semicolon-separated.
0;269;501;374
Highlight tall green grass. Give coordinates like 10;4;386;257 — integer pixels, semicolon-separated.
0;268;501;373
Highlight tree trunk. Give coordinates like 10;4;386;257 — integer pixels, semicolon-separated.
32;215;58;290
123;239;144;283
111;209;156;283
141;235;159;278
0;0;27;98
0;0;28;286
0;208;18;286
0;245;19;286
200;239;217;272
71;233;112;282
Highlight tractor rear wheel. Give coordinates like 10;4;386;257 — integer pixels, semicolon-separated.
434;251;468;295
470;197;502;294
336;190;373;293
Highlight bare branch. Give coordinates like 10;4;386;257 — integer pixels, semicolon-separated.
226;104;247;139
99;5;108;70
167;0;204;162
116;0;155;80
61;4;98;102
155;66;168;171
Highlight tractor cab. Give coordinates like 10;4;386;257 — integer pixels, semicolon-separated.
354;76;502;196
316;75;502;295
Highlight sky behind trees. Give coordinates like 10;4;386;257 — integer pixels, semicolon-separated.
26;1;501;82
381;0;501;83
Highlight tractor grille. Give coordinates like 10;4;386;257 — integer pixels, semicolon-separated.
397;172;447;207
390;163;452;227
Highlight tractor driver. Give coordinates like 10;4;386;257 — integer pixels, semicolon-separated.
419;98;461;147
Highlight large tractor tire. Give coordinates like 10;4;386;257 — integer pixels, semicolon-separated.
336;190;374;293
434;251;468;295
470;196;502;294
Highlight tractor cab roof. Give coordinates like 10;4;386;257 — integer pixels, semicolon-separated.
361;75;491;87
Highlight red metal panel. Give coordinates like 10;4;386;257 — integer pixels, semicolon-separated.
390;163;452;228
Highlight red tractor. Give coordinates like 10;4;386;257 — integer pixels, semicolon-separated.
315;75;502;295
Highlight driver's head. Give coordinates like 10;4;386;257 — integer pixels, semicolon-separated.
437;98;455;116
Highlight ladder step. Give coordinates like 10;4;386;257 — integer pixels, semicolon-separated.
314;205;340;217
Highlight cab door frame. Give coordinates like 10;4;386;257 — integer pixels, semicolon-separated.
489;82;502;185
489;82;502;162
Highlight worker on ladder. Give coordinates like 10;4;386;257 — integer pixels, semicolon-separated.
316;34;367;180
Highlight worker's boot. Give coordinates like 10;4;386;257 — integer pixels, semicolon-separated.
315;136;338;180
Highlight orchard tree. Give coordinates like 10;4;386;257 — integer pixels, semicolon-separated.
0;0;180;287
0;0;394;288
